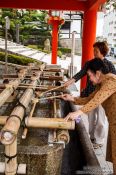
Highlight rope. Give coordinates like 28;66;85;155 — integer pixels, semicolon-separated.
4;153;17;164
6;115;22;125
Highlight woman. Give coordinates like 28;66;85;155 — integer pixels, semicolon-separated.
64;41;116;148
61;58;116;173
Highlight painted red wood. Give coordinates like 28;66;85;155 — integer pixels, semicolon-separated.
0;0;86;11
81;10;97;89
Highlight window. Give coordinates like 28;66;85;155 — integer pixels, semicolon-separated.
61;21;71;30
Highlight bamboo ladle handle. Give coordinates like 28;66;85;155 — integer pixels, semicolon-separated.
39;84;65;97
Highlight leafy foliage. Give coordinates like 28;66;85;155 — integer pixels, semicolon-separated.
0;51;41;65
106;0;116;9
0;9;51;44
58;47;71;54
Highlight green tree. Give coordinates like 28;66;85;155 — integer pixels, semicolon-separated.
0;9;51;44
106;0;116;9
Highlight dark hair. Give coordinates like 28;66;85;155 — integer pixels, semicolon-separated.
93;41;109;57
87;58;109;74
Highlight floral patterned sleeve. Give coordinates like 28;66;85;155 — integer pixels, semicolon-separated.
80;79;116;114
73;90;97;105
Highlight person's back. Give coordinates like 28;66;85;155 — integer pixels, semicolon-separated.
101;73;116;122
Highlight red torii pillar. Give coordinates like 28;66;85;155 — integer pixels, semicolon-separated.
48;16;64;64
51;20;59;64
81;10;97;89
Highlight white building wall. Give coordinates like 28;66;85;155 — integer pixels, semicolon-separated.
70;20;81;38
96;12;104;37
103;9;116;47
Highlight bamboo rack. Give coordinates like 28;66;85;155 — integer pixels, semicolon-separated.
0;72;42;145
0;63;67;174
0;64;46;175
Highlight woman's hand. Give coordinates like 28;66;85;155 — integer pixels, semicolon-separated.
64;78;75;87
60;94;74;102
64;110;84;121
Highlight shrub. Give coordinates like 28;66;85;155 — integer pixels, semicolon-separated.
27;45;38;50
0;52;41;65
57;50;62;58
37;45;44;50
58;47;71;54
27;45;44;52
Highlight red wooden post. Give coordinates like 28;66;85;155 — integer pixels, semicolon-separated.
51;20;59;64
81;10;97;89
48;13;64;64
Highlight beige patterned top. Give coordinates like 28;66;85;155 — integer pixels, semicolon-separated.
74;73;116;117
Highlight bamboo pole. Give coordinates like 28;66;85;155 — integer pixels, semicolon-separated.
38;85;65;97
53;94;57;141
40;76;63;81
32;66;61;72
5;138;17;175
56;130;70;144
25;117;75;130
54;97;70;144
44;68;61;72
22;98;38;139
38;95;62;101
19;83;47;87
3;74;18;78
0;115;75;130
0;69;26;108
0;116;8;125
53;99;57;118
0;116;75;130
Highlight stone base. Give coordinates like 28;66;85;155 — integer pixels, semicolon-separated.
0;128;63;175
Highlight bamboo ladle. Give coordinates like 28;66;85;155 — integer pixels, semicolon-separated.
36;84;66;97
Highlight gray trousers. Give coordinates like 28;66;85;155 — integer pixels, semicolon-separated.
75;105;107;144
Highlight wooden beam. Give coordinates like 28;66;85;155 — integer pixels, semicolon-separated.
87;0;106;10
0;0;86;11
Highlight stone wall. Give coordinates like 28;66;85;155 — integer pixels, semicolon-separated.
59;38;82;55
